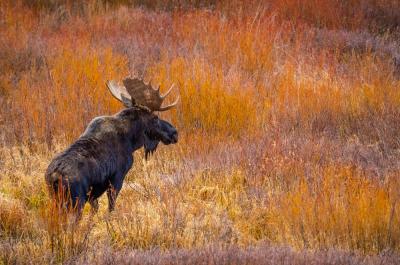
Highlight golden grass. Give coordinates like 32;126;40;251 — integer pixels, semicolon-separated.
0;0;400;263
1;137;399;263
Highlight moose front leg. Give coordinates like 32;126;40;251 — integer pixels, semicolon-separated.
107;189;116;212
89;199;99;214
107;181;123;212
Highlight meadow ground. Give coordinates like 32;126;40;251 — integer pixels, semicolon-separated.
0;0;400;264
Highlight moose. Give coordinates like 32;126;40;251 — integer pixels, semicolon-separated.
45;78;179;216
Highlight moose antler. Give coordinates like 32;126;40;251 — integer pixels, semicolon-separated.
107;78;179;111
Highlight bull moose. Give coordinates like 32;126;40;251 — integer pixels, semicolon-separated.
45;78;179;216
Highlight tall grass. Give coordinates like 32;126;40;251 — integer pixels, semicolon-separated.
0;0;400;263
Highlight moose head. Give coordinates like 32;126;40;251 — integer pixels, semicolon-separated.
107;78;179;159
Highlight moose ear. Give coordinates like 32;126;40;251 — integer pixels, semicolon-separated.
144;134;159;160
106;80;133;107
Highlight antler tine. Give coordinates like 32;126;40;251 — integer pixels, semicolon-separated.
122;77;179;111
158;96;180;112
161;84;175;99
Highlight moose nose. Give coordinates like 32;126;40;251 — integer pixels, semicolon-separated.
171;131;178;143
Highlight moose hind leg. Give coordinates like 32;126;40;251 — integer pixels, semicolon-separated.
67;182;87;221
74;198;86;223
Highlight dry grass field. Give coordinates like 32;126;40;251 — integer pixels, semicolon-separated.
1;0;400;264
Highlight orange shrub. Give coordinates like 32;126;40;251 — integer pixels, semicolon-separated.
0;2;400;259
149;56;258;136
267;165;400;252
9;46;128;145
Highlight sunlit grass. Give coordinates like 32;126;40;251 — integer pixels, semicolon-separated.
0;0;400;264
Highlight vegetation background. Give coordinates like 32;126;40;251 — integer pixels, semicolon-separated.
0;0;400;264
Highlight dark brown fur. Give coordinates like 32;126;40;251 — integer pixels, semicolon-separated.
45;106;177;215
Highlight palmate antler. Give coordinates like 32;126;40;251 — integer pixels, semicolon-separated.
106;78;179;111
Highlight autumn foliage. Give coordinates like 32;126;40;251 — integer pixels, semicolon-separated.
0;0;400;263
